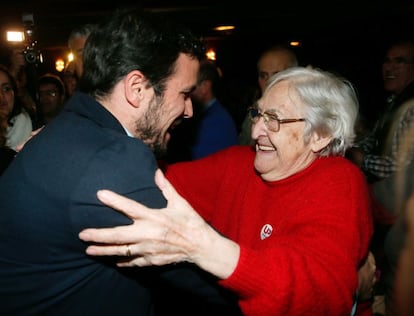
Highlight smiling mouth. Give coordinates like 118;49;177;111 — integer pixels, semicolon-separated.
256;143;275;152
384;71;396;80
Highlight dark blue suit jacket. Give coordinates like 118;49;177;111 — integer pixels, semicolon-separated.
0;92;239;315
191;99;238;160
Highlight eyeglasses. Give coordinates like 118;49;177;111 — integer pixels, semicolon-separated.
248;107;305;132
39;90;58;98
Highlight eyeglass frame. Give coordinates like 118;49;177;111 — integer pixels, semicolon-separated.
247;106;306;132
38;90;59;98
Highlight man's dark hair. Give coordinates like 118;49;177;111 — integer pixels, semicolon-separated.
67;23;96;49
80;8;205;99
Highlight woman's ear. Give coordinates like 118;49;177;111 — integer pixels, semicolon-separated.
124;70;145;108
310;132;332;153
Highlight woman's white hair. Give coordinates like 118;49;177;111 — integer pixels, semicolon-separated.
264;66;359;156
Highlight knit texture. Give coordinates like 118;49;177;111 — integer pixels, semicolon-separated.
166;145;374;316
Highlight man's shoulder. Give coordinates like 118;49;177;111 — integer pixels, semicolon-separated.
395;82;414;106
396;96;414;115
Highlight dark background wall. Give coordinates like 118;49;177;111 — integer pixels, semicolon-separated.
1;0;413;128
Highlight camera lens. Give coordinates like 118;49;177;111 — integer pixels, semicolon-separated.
24;51;36;64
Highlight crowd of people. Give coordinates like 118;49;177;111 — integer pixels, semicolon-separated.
0;5;414;316
0;21;94;174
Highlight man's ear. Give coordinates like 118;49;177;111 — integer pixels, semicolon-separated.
310;132;332;153
124;70;146;108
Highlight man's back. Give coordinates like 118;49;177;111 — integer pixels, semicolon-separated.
0;93;163;315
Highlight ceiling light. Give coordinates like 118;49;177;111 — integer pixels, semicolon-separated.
213;25;235;32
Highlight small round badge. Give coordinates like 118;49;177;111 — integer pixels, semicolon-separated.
260;224;273;240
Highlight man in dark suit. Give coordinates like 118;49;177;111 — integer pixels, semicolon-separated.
0;8;238;316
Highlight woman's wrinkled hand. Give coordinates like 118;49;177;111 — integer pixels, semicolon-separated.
357;251;377;301
79;169;208;267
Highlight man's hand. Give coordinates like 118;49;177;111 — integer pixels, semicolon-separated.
15;127;44;152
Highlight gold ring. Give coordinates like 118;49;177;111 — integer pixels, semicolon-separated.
125;244;132;257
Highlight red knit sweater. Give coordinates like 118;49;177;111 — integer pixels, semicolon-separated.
165;145;373;316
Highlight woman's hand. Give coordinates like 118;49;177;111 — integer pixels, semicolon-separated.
79;169;240;279
357;251;377;301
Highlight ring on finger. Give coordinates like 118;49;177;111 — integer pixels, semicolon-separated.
125;244;132;257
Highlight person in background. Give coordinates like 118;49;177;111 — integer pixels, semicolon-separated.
37;73;66;125
60;24;95;101
393;169;414;316
0;8;239;316
238;45;298;145
0;46;39;127
370;95;414;315
0;65;32;151
346;39;414;315
166;59;238;162
79;66;374;315
67;23;96;81
348;39;414;183
62;61;78;100
0;111;16;175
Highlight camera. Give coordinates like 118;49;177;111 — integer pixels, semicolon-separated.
23;40;41;64
22;13;42;65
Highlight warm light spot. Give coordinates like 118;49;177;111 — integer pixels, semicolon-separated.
55;58;65;72
206;48;216;61
68;52;74;62
213;25;235;32
289;41;301;47
7;31;25;42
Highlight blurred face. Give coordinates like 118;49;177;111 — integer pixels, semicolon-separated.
257;51;294;93
70;36;89;78
0;71;15;118
251;80;316;182
189;79;209;112
190;80;205;104
10;48;25;69
382;45;414;95
135;53;198;156
38;83;64;118
63;61;78;97
63;72;77;97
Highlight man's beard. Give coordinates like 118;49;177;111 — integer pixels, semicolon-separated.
134;95;168;159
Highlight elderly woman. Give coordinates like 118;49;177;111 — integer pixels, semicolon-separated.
80;67;374;315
